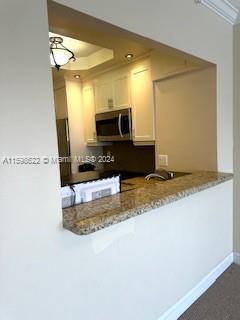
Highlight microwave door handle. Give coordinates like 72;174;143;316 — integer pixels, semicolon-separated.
65;118;70;142
65;118;71;156
128;108;132;138
118;113;123;138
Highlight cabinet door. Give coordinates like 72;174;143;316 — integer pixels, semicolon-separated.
82;85;97;144
113;75;130;110
131;66;155;144
95;81;114;113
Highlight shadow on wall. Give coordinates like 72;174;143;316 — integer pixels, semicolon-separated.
155;66;217;172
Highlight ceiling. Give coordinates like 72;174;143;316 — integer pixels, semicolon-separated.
49;32;102;57
48;1;152;81
49;32;114;71
47;1;210;82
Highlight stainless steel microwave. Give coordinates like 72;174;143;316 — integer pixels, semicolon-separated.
95;108;132;142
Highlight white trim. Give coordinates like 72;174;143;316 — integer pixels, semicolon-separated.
233;252;240;265
158;253;234;320
195;0;239;25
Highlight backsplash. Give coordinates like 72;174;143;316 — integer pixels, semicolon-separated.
103;142;155;173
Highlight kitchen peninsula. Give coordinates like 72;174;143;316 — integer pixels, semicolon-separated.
63;171;233;235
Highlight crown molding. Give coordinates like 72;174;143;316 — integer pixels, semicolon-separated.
195;0;239;24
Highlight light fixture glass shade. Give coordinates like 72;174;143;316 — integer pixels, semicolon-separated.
49;36;76;70
50;48;73;67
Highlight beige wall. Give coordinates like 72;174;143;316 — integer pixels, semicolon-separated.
54;86;68;120
65;79;85;173
64;79;103;172
155;67;217;172
53;80;102;173
150;50;202;81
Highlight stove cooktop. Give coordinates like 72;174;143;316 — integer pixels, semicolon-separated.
61;170;147;187
99;170;146;180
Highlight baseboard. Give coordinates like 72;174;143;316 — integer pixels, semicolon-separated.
233;252;240;265
158;253;234;320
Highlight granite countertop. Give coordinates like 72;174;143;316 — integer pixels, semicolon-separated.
63;171;233;235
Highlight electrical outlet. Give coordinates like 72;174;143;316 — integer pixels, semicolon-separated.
159;155;168;167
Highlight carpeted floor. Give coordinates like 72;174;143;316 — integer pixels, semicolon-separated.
179;264;240;320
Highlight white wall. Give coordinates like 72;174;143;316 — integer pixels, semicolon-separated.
1;176;233;320
233;25;240;253
0;0;61;317
0;1;234;320
54;86;68;119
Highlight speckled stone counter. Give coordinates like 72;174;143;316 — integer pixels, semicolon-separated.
63;171;233;235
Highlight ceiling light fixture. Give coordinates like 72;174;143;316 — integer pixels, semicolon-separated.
195;0;239;25
125;53;134;59
74;75;81;79
49;37;76;70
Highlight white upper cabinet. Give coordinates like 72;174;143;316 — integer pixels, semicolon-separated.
113;74;131;110
95;70;131;113
82;84;97;145
81;53;200;147
86;58;155;146
95;81;114;113
131;62;155;145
